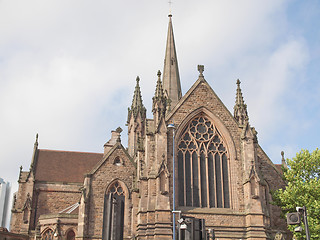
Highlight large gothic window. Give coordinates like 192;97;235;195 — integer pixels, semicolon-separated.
177;115;230;208
102;181;125;240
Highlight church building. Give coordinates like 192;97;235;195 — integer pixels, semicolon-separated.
10;15;288;240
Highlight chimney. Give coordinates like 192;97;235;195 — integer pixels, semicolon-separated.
104;127;122;154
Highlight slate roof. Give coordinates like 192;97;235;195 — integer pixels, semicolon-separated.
34;149;103;183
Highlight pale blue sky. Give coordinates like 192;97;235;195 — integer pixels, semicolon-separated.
0;0;319;228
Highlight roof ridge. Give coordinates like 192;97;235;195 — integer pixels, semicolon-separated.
38;149;103;155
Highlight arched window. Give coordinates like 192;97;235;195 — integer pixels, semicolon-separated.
177;115;230;208
42;229;53;240
102;181;125;240
114;157;122;166
66;229;75;240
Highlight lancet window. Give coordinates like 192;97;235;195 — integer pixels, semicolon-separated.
177;115;230;208
102;181;125;240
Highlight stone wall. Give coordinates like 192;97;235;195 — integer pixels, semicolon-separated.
87;146;135;239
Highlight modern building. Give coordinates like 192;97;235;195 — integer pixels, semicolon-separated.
10;15;288;239
0;178;11;228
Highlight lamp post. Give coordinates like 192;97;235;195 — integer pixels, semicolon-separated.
167;123;176;240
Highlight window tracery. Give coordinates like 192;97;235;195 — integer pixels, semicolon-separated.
103;181;125;240
108;181;125;196
42;229;53;240
177;115;230;208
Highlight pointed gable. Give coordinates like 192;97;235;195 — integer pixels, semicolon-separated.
166;65;239;139
90;142;136;176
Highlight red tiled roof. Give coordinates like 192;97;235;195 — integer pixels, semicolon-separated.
34;149;103;183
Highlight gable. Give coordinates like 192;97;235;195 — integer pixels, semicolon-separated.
166;77;240;148
89;142;136;176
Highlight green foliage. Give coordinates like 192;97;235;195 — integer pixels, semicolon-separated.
272;149;320;240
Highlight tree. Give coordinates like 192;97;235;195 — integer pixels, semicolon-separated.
272;149;320;240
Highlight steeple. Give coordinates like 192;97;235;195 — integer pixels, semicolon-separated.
162;14;182;111
127;76;146;123
234;79;248;126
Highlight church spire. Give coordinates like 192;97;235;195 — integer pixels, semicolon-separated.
162;14;182;111
234;79;248;126
128;76;146;123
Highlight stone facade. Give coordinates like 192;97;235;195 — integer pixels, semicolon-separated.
10;15;288;240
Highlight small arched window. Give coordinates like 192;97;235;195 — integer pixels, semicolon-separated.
114;157;122;166
177;114;230;208
66;229;75;240
42;229;53;240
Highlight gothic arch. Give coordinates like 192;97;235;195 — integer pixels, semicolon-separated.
174;107;237;209
65;228;76;240
105;179;130;199
102;179;130;240
41;228;54;240
175;107;236;158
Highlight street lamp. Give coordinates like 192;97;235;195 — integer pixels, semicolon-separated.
167;123;176;240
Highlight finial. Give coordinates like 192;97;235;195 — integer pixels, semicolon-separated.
281;151;288;168
236;79;241;86
34;133;39;147
20;165;23;171
116;127;122;142
157;70;161;77
198;65;204;77
136;76;140;83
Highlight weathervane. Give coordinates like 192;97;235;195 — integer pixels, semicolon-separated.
168;0;172;15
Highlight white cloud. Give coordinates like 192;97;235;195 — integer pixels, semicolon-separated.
0;0;319;228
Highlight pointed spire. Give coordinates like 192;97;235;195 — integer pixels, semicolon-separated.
162;14;182;110
234;79;248;126
154;70;165;99
153;71;167;118
128;76;146;122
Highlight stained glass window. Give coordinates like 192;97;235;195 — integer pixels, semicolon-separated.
177;115;230;208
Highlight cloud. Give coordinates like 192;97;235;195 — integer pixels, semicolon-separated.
0;0;319;228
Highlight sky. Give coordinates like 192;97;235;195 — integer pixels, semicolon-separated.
0;0;319;228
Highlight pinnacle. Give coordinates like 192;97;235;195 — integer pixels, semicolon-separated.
153;70;167;115
128;76;146;122
235;79;245;106
132;76;143;109
154;70;164;99
234;79;248;125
